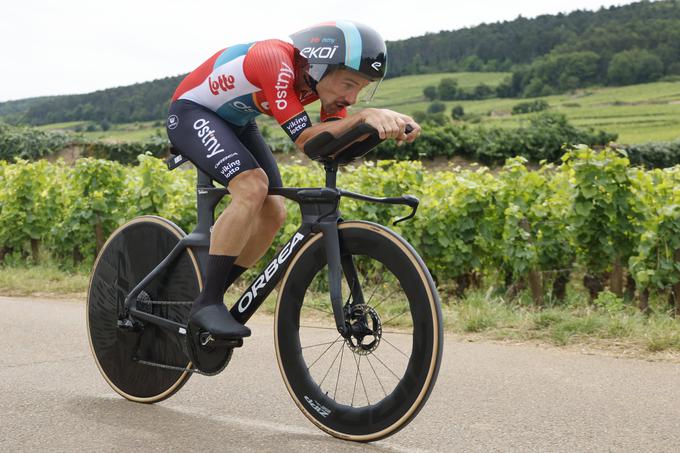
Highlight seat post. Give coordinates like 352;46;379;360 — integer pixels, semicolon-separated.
324;162;338;189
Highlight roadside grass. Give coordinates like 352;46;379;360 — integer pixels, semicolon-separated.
4;263;680;356
0;262;89;297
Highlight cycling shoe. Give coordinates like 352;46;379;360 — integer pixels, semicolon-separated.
188;303;251;339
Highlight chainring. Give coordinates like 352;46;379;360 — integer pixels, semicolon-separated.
185;322;233;376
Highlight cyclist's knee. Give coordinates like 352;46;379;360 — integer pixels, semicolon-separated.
263;196;286;230
228;169;269;208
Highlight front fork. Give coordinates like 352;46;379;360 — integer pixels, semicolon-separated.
318;221;365;338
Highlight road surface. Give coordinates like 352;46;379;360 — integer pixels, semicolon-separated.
1;296;679;452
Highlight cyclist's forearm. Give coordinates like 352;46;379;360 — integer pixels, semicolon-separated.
294;111;367;152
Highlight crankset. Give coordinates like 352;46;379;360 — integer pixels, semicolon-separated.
184;322;238;376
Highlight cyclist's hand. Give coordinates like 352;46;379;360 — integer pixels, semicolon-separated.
396;115;420;146
360;108;409;141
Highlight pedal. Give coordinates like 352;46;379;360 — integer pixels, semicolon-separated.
199;332;243;348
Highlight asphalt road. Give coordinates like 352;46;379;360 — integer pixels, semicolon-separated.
2;296;680;452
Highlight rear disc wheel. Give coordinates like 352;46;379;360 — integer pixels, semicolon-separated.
87;216;201;403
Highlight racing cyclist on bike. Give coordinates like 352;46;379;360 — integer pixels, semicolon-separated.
166;21;421;340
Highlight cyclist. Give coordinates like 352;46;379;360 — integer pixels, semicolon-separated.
166;20;421;340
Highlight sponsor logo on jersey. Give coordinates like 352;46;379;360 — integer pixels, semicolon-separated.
300;46;339;60
284;112;311;142
275;62;294;110
193;118;225;158
230;100;256;113
208;74;236;96
166;114;179;130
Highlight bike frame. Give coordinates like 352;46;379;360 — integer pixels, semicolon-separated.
123;162;418;339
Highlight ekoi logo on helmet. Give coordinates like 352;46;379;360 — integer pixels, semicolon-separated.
300;46;339;60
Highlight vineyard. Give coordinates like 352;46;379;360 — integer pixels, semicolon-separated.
1;149;680;313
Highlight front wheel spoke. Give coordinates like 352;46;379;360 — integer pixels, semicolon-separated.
366;355;388;398
371;351;403;381
301;340;343;350
365;268;387;306
302;303;334;316
382;310;409;327
371;287;403;311
382;336;411;359
334;345;344;400
299;325;337;331
382;329;413;336
351;355;360;407
351;352;370;406
306;335;343;371
318;341;346;389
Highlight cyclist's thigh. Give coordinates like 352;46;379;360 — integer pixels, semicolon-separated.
235;121;283;189
166;100;259;187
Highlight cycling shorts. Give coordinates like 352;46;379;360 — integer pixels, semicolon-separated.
166;99;282;188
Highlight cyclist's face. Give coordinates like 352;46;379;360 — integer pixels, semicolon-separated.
316;69;371;114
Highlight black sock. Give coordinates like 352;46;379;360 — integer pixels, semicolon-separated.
224;264;248;294
191;254;237;316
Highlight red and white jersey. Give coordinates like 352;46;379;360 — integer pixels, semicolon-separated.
172;39;346;141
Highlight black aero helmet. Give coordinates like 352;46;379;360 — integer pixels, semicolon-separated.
290;20;387;100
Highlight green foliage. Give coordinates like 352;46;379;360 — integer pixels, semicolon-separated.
52;159;128;263
622;140;680;169
80;136;170;164
0;160;58;257
438;78;459;101
629;166;680;292
562;146;644;276
0;120;171;164
373;112;616;164
511;99;549;115
451;105;465;120
427;101;446;114
423;86;438;101
607;49;664;86
3;148;680;306
0;121;74;160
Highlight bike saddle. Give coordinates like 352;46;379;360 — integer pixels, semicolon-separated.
188;304;251;339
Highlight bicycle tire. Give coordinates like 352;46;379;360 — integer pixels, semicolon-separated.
275;220;443;441
87;216;202;403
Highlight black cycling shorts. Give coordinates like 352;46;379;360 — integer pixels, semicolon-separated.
166;99;282;188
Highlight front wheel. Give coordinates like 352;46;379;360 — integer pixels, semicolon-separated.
275;221;443;441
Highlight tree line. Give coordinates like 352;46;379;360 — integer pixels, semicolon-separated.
1;1;680;125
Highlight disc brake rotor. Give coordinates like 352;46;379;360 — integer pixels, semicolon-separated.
345;304;382;355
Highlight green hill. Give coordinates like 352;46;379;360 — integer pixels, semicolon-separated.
38;72;680;145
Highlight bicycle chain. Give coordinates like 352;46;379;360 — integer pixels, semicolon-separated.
134;295;230;376
145;300;193;305
134;357;231;376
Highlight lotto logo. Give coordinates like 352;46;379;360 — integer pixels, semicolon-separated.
209;74;236;95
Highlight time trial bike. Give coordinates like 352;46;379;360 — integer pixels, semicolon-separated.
86;123;443;442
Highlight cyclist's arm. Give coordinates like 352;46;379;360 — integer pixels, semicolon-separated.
295;108;421;151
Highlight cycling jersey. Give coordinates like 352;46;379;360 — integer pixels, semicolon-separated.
172;39;347;142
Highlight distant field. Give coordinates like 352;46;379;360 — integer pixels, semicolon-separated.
37;73;680;145
38;120;165;142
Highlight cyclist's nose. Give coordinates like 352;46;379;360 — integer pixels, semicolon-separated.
345;90;358;106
